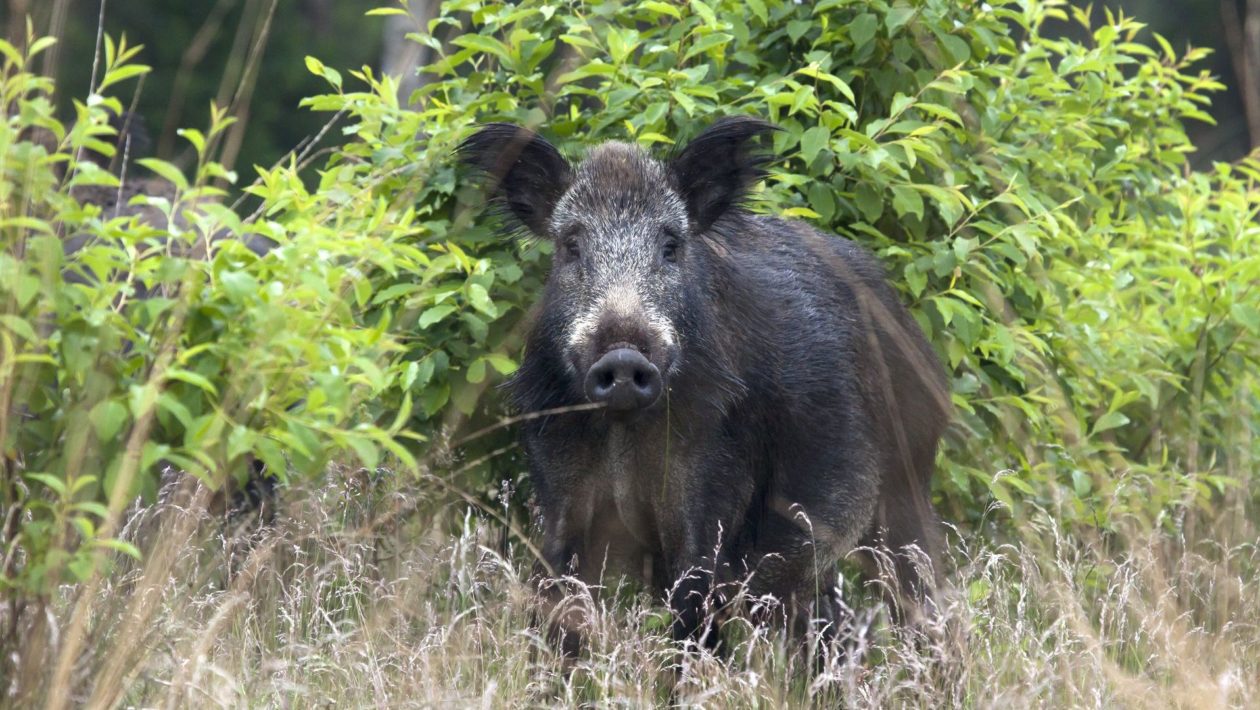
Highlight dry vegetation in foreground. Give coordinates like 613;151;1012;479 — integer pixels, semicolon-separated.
7;466;1255;708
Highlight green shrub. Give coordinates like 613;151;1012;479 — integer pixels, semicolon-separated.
333;0;1260;529
3;0;1258;611
0;34;415;600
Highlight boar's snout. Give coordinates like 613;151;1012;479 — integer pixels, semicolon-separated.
584;348;662;411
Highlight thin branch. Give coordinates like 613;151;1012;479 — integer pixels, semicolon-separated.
217;0;279;173
157;0;240;158
452;402;606;449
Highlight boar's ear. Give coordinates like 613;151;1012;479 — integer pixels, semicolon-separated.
458;123;572;236
669;116;777;232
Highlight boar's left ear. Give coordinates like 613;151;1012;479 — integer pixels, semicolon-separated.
669;116;778;232
458;123;572;235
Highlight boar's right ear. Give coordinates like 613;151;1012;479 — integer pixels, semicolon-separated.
458;123;572;236
670;116;778;232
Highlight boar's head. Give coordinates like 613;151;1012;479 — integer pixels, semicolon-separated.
459;117;775;415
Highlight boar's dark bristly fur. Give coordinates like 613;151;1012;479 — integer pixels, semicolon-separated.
459;117;951;656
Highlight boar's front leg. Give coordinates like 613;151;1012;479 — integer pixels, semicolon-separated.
664;450;748;652
534;489;594;661
668;553;720;650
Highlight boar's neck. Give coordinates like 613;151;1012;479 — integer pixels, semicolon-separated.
689;215;786;403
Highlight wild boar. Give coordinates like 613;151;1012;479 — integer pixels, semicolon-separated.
459;117;950;654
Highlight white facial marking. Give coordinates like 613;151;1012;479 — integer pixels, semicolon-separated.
549;142;686;360
565;282;678;354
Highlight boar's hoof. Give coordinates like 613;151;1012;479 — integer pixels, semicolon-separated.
584;348;662;411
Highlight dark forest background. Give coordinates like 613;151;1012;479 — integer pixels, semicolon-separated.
2;0;1256;172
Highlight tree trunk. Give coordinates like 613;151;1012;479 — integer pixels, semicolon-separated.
1223;0;1260;150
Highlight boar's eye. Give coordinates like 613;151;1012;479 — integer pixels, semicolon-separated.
661;226;681;264
559;225;582;264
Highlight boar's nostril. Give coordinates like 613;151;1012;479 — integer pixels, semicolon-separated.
584;348;662;412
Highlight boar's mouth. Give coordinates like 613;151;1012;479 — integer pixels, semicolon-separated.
583;347;663;412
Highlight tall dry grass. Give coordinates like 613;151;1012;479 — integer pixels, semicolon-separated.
8;465;1255;708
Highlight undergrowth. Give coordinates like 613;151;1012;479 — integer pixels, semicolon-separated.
25;469;1257;708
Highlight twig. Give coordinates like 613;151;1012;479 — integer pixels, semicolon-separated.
451;402;606;449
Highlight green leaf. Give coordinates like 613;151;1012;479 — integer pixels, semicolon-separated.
684;32;733;61
952;236;978;263
98;64;150;92
90;400;128;441
467;283;498;318
795;66;855;103
420;382;450;417
93;537;143;560
783;207;820;219
854;183;884;223
904;264;926;297
73;501;110;519
850;13;879;49
891;185;924;220
389;392;414;435
136;158;189;192
1092;411;1131;436
807;182;836;223
27;36;57;58
557;61;617;84
799;126;831;164
1231;303;1260;333
0;39;20;67
418;304;456;329
689;0;717;27
937;32;971;64
466;357;487;384
638;132;674;145
885;6;915;32
346;435;380;470
889;92;915;117
157;393;194;430
178;128;206;156
451;34;512;62
0;315;36;343
746;0;767;23
1072;470;1093;498
786;20;812;43
484;354;517;375
461;312;489;342
166;369;218;396
228;426;256;461
607;27;637;64
967;579;991;604
218;270;258;301
641;1;682;19
255;438;287;482
25;473;67;496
